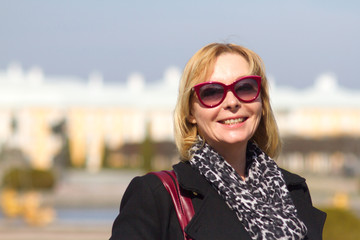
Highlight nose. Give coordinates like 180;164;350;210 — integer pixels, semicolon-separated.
222;90;240;110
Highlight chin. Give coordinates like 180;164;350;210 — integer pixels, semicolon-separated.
218;137;250;146
223;133;252;144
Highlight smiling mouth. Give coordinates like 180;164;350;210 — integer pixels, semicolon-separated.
220;117;247;125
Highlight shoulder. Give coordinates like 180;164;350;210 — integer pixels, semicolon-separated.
110;172;181;239
124;173;164;194
120;173;170;208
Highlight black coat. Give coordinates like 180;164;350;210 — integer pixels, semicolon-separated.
110;162;326;240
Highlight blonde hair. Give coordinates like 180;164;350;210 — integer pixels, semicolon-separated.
174;43;281;160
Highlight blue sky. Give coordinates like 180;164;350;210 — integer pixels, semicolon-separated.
1;0;359;88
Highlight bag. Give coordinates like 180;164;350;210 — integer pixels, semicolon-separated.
150;170;194;240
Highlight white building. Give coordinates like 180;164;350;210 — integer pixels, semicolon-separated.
0;63;359;172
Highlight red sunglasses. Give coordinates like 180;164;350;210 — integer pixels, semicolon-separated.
192;75;261;108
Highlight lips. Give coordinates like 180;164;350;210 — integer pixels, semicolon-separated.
220;117;247;125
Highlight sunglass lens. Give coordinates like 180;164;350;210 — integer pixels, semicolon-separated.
199;84;224;107
234;78;259;101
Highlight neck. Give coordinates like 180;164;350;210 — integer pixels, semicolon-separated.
214;142;248;180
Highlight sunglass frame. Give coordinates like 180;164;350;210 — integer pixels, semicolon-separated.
192;75;262;108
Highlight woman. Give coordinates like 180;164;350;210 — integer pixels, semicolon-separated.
110;43;326;239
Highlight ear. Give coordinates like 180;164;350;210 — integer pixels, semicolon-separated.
187;97;197;124
187;113;197;124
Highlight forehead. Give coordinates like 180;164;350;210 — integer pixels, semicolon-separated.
208;53;250;84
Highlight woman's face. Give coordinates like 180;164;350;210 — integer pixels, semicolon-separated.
189;53;262;152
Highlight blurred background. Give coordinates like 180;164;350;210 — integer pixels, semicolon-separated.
0;0;359;239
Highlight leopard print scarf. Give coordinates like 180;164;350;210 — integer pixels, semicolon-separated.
189;139;308;240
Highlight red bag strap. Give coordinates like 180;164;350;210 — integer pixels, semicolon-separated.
150;170;194;240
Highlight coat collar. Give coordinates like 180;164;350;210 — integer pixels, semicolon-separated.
173;161;209;197
280;168;306;186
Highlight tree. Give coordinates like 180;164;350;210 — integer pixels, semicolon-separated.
141;122;154;172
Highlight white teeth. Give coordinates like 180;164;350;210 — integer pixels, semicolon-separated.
223;118;245;125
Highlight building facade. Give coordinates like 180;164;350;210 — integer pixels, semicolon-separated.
0;64;359;173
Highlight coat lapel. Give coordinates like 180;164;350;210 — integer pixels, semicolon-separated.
174;162;252;240
281;169;327;240
185;190;252;240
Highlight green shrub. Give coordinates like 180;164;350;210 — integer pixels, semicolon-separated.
322;207;360;240
2;168;56;190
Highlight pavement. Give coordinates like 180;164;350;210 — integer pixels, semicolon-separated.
0;220;111;240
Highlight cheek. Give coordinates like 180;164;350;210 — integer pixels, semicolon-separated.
251;101;263;129
191;103;219;130
258;104;263;118
256;97;263;117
